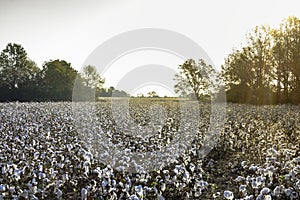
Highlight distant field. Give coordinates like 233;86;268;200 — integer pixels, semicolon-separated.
0;101;299;199
97;97;192;101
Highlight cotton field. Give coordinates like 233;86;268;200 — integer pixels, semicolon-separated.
0;101;299;200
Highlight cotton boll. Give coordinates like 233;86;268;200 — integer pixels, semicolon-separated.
260;187;270;195
129;194;139;200
199;180;208;189
158;194;165;200
223;190;234;200
56;189;63;199
272;185;282;197
8;186;15;194
21;189;28;198
212;192;220;198
1;166;6;175
134;185;143;197
235;176;245;182
256;194;264;200
81;188;88;200
111;179;116;188
295;180;300;190
239;184;247;196
102;179;108;188
263;194;272;200
0;185;6;192
285;187;292;197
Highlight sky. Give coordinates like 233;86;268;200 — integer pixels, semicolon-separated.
0;0;299;96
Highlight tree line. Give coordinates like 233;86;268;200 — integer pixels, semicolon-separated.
222;16;300;104
1;16;299;104
174;16;300;104
0;43;128;101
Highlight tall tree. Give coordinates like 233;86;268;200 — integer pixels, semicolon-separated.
221;47;255;103
18;59;41;101
222;17;300;104
147;91;159;98
269;16;300;103
246;25;273;104
281;17;300;102
81;65;105;90
173;73;194;98
0;43;27;89
0;43;40;101
41;60;78;101
175;59;217;101
270;28;286;103
222;26;275;104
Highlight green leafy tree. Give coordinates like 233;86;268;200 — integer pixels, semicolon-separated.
147;91;159;98
41;60;78;101
107;86;115;97
18;59;41;100
0;43;28;89
175;59;217;101
173;73;194;98
222;17;300;104
222;25;275;104
0;43;41;101
270;27;287;103
272;16;300;103
221;47;255;103
246;25;274;104
96;86;129;97
81;65;105;90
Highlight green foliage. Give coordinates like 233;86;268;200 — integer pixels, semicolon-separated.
173;73;194;98
147;91;159;98
0;43;41;101
40;60;78;101
97;86;129;97
0;43;28;89
174;59;218;101
2;16;300;104
222;16;300;104
81;65;105;90
0;43;109;102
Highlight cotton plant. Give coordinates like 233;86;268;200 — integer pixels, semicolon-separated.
0;102;299;199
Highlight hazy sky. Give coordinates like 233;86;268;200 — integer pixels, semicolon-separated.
0;0;299;95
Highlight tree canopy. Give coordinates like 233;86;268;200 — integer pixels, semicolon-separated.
0;43;41;101
0;43;110;101
40;60;78;101
1;16;300;104
174;59;219;101
222;16;300;104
